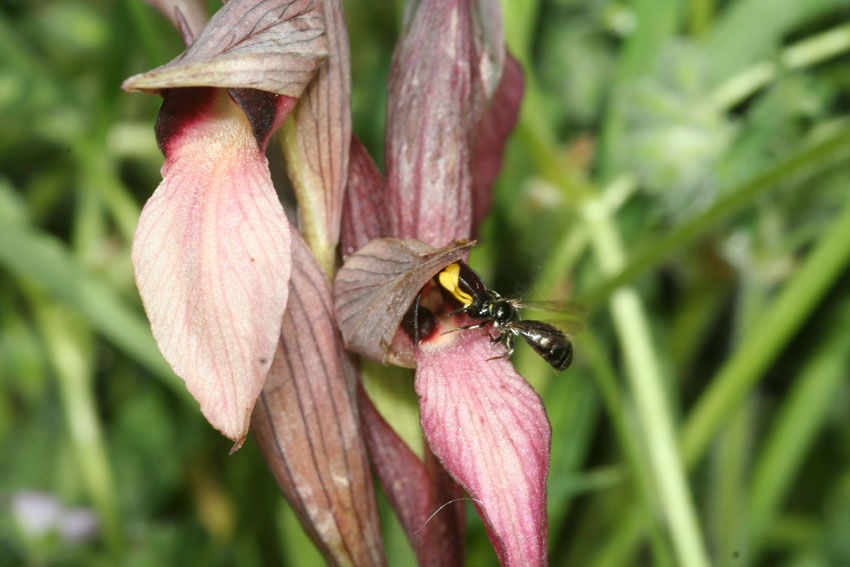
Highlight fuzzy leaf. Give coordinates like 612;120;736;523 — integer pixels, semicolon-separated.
132;88;291;445
252;234;385;566
385;0;485;247
333;238;473;365
415;326;551;567
340;136;388;256
123;0;327;98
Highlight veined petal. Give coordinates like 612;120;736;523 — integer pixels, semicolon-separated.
333;238;473;365
415;327;551;567
280;0;352;275
471;53;524;232
340;136;388;256
141;0;208;45
252;235;385;567
385;0;484;247
132;88;291;446
122;0;327;98
471;0;504;98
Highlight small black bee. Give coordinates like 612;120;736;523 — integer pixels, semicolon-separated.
435;261;584;371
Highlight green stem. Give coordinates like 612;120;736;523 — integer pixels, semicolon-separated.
31;298;124;556
527;175;637;306
578;330;675;566
709;394;752;564
582;199;710;567
708;257;765;564
689;0;714;38
710;21;850;110
580;124;850;307
681;193;850;467
74;139;141;243
747;301;850;559
591;189;850;567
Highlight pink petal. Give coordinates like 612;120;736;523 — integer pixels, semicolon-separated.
333;238;473;366
141;0;208;45
471;53;524;232
280;0;352;274
385;0;485;247
471;0;505;98
340;136;387;256
132;88;291;445
252;234;385;566
358;384;465;566
415;327;551;567
123;0;327;98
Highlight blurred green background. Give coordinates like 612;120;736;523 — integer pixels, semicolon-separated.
3;0;850;565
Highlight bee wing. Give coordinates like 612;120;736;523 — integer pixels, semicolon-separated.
545;318;585;337
510;299;588;318
512;318;585;338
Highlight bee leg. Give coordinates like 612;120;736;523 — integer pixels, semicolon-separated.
441;321;488;335
503;333;516;356
445;306;469;317
486;334;515;362
412;291;422;345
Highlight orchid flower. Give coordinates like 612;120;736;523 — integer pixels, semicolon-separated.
123;0;382;564
334;0;549;565
125;0;544;565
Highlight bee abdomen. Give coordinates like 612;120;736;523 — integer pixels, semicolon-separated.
515;320;574;372
547;340;573;372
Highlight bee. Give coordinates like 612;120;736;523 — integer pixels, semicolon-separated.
435;261;584;371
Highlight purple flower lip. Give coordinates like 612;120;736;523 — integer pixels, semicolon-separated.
335;237;555;566
130;87;296;446
414;323;552;567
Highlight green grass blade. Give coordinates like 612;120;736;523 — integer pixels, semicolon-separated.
681;193;850;467
0;221;185;400
580;124;850;307
584;203;710;567
31;298;124;556
746;300;850;558
704;0;841;82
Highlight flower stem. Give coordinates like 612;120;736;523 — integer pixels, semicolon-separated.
596;173;850;563
582;195;710;567
31;297;124;556
711;21;850;110
746;299;850;557
579;124;850;307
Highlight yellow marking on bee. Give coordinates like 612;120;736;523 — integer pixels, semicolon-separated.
438;263;474;305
